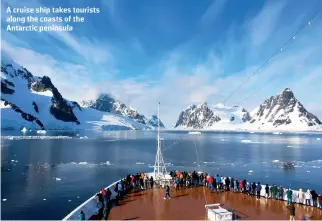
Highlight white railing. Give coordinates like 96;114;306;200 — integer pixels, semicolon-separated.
62;172;154;220
62;172;320;220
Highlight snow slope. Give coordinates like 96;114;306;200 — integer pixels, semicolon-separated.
1;56;149;130
247;88;322;131
174;89;322;132
81;94;165;129
174;102;250;130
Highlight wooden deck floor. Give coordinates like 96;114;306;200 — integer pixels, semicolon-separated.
108;186;322;220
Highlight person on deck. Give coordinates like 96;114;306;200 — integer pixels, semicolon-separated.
230;178;234;192
311;189;318;207
78;211;85;220
278;186;284;200
318;194;322;209
251;182;256;196
234;179;238;193
150;176;154;188
118;182;124;200
103;204;109;220
297;189;304;204
216;175;221;192
175;177;180;191
164;185;171;199
208;176;214;192
246;182;251;195
272;185;278;200
287;202;296;221
256;182;262;199
265;184;269;198
105;188;112;203
305;189;312;206
286;188;293;204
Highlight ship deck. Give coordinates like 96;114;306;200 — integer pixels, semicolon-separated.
108;186;322;220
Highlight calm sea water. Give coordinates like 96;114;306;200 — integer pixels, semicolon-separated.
1;130;322;220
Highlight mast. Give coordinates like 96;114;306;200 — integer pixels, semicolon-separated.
154;102;167;181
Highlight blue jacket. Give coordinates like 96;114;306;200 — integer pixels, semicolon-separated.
216;176;221;183
256;184;262;191
118;183;123;191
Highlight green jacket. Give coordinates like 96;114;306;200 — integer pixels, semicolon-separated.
103;207;109;217
272;186;278;194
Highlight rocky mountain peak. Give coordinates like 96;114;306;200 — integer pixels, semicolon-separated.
250;88;321;128
82;93;165;128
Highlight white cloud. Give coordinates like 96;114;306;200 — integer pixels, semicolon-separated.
248;0;287;47
2;40;99;102
200;0;226;25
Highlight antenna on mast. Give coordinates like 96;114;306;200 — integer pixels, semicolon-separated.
154;102;167;183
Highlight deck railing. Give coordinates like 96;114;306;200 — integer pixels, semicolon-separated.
62;172;321;220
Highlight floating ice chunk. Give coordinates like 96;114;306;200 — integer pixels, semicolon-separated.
79;162;88;165
55;178;62;181
136;162;145;165
11;160;15;162
80;136;88;139
2;199;7;201
241;139;252;143
317;138;321;141
100;161;112;166
307;171;311;173
248;170;254;173
43;198;46;201
272;160;280;163
21;127;27;132
68;200;72;202
36;130;46;134
77;196;80;199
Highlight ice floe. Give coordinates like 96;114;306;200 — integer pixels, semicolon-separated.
2;199;7;202
1;136;73;140
241;139;252;143
55;178;62;181
21;127;27;132
135;162;145;165
286;145;302;149
248;170;254;173
36;130;46;134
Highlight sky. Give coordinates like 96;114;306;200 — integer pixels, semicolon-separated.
1;0;322;127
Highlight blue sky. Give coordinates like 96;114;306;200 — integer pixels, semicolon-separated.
2;0;322;126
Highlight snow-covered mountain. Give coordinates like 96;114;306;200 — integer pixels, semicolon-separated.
81;94;165;128
0;56;154;130
248;88;321;130
174;88;322;131
174;102;250;129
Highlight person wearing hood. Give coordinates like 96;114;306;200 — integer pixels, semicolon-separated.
305;189;312;206
78;211;85;220
310;189;318;207
265;184;269;198
297;189;304;204
286;188;293;204
278;186;284;200
256;182;262;199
